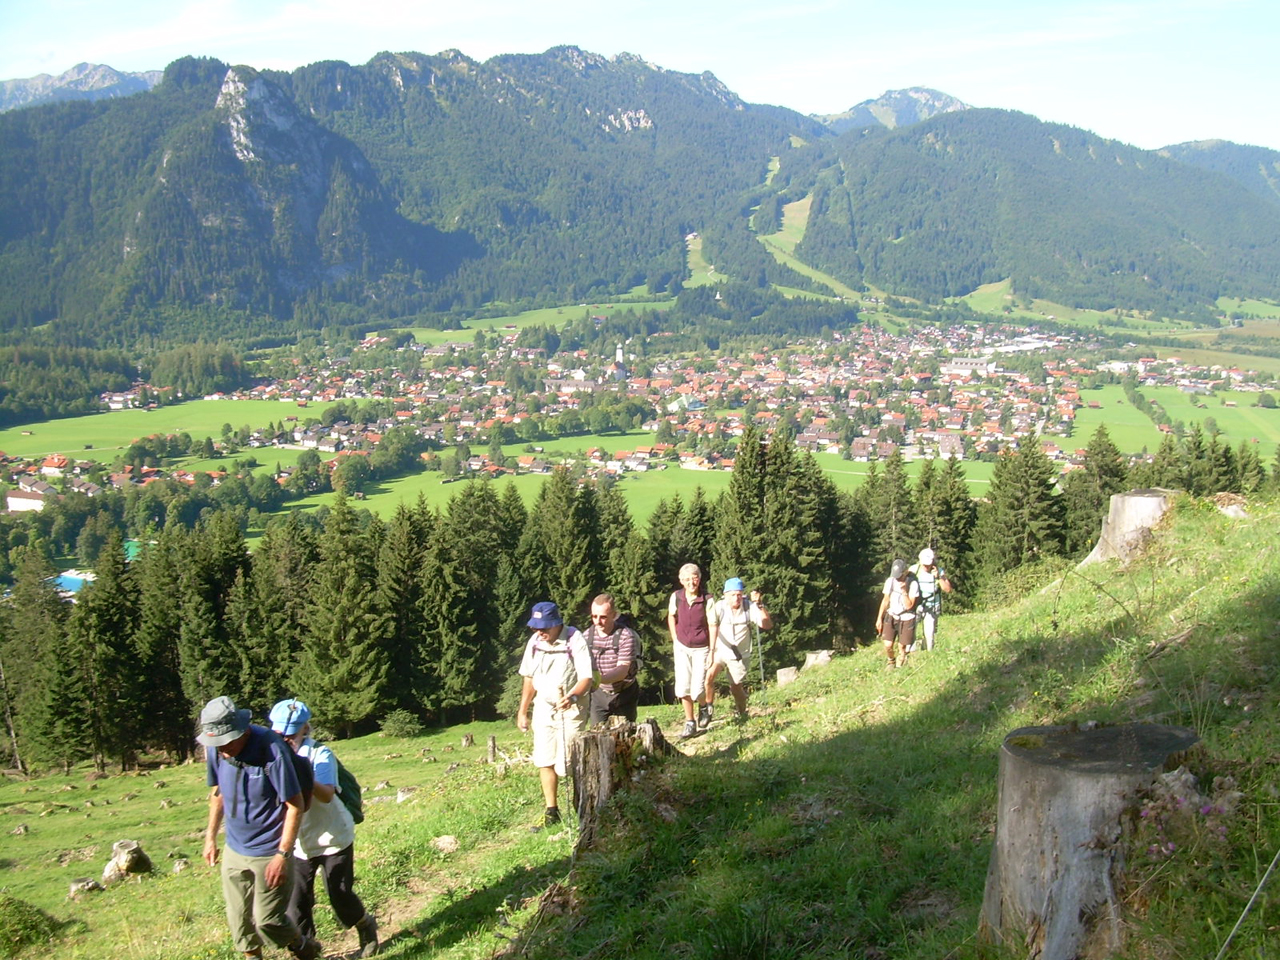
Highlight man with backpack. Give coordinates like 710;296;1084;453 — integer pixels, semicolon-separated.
909;548;953;652
584;593;640;726
516;601;594;827
875;559;920;669
703;578;772;726
198;695;322;960
269;699;379;958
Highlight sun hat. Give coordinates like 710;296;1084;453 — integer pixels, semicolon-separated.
527;601;563;630
268;699;311;736
197;696;251;747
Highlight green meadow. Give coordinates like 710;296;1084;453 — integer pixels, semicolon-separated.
1070;386;1167;454
959;280;1196;333
683;234;724;289
0;400;339;461
389;299;673;345
1070;384;1280;460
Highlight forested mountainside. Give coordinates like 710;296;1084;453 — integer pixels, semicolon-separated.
776;109;1280;319
3;48;1280;345
1159;138;1280;208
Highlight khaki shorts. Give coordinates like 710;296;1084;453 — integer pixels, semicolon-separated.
711;640;752;685
530;701;585;775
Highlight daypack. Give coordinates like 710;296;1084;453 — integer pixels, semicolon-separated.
584;614;643;683
332;753;364;825
908;564;943;612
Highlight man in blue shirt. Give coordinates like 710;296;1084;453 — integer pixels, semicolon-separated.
199;695;322;960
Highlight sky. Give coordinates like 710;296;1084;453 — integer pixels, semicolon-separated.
1;0;1277;151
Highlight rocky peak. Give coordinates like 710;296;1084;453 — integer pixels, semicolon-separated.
813;87;971;134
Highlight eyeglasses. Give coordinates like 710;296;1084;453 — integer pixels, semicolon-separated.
590;613;612;620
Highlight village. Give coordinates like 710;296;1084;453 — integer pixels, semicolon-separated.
4;318;1275;513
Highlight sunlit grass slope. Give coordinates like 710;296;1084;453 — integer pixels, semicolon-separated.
3;495;1277;958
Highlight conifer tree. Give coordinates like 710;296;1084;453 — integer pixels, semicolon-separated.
645;494;686;590
176;512;249;709
66;530;141;770
132;525;194;757
931;455;977;603
1061;424;1128;556
295;495;389;736
671;485;716;578
1237;440;1265;493
869;447;917;569
972;443;1065;590
375;503;432;716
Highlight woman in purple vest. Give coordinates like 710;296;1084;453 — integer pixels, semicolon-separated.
667;563;717;738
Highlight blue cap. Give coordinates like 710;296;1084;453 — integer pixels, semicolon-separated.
527;602;563;630
724;577;746;593
269;698;311;736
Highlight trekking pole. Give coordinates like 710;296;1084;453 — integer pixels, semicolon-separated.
556;685;577;841
754;618;764;688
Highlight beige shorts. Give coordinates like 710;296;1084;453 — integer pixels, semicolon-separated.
530;701;585;775
711;640;752;684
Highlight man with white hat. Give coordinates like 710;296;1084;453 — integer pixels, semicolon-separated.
198;695;321;960
909;548;953;651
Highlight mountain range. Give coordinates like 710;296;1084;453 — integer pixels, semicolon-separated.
0;62;162;112
2;49;1280;343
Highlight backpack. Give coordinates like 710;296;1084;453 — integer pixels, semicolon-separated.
584;615;643;683
909;564;942;613
332;753;364;825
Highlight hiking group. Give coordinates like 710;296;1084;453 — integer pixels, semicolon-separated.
199;695;378;960
516;564;773;827
876;548;953;669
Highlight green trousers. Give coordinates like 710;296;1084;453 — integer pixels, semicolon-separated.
221;846;301;954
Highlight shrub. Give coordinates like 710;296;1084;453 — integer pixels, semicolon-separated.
0;895;57;958
380;709;425;739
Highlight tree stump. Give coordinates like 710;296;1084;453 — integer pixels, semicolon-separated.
568;718;671;852
979;722;1199;960
1079;488;1178;566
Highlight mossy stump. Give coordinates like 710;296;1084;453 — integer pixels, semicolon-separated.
979;722;1199;960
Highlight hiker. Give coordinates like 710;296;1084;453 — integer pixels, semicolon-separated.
199;695;322;960
668;562;717;738
584;593;640;726
516;601;593;827
909;548;953;652
704;578;772;725
875;558;920;669
269;699;379;958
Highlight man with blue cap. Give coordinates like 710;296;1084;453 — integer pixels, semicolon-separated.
269;699;379;957
702;578;772;726
515;601;594;827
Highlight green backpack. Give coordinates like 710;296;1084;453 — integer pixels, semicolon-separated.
332;753;364;825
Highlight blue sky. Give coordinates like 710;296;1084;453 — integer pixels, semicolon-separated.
1;0;1276;150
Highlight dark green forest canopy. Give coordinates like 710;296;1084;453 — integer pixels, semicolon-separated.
3;52;1280;345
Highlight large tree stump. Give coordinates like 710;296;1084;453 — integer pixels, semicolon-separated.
979;723;1199;960
1079;488;1178;566
568;717;671;852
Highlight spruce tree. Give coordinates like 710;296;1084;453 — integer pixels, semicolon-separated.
66;530;141;770
295;495;389;736
1061;424;1128;556
870;447;917;569
375;503;432;717
132;526;194;757
972;443;1065;590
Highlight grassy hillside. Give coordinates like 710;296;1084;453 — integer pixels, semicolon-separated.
2;495;1277;959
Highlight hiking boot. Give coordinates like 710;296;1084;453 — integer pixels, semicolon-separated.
356;913;379;957
288;936;322;960
543;806;561;827
696;704;712;730
680;720;697;739
885;658;897;670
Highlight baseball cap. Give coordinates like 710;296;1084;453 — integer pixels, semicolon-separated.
890;559;909;579
724;577;746;593
268;698;311;736
919;548;935;565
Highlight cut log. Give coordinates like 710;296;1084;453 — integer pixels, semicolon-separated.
1079;488;1177;566
567;717;671;853
979;722;1199;960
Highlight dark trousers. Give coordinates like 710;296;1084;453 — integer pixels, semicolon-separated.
588;680;640;727
287;844;365;937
